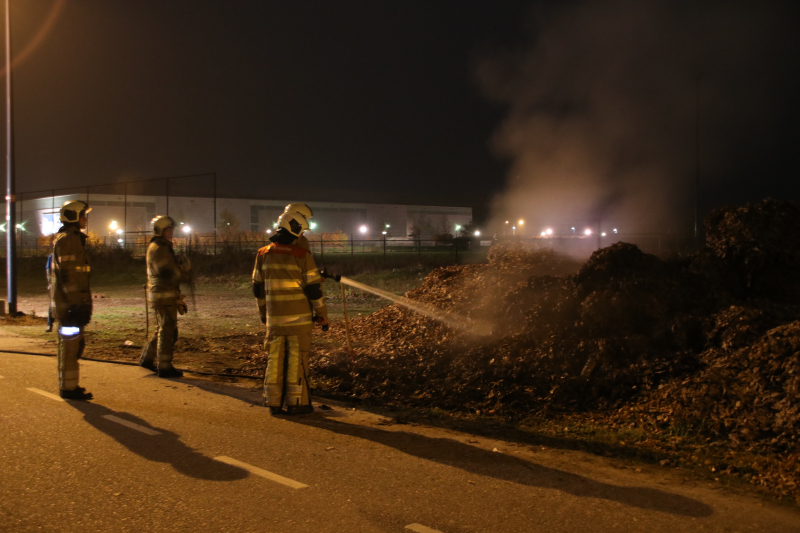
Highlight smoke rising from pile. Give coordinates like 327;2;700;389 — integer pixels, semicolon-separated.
478;0;797;233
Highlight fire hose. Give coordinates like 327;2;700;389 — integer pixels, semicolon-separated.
321;270;356;363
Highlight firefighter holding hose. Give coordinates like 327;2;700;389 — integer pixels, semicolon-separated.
139;216;190;378
51;201;94;400
252;210;329;415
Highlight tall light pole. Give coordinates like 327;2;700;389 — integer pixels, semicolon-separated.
5;0;16;315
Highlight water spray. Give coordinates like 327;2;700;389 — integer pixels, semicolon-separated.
321;271;492;337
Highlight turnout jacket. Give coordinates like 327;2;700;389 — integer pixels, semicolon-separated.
146;236;183;307
50;225;92;325
252;242;328;336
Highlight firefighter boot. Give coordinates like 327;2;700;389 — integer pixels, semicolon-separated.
157;367;184;378
60;387;93;400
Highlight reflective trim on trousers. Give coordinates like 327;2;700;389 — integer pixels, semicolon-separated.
140;306;178;370
263;335;310;408
284;336;305;406
58;328;83;390
264;337;287;407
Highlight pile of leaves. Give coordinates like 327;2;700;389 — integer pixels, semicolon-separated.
311;199;800;501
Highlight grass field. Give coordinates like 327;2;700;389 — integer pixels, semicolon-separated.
0;251;454;377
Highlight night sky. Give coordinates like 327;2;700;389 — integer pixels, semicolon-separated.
4;0;799;227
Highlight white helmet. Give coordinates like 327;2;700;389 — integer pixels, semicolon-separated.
59;200;91;223
277;212;309;237
283;202;313;220
151;215;176;236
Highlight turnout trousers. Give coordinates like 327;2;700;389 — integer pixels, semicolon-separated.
263;331;312;408
57;325;85;391
140;304;179;370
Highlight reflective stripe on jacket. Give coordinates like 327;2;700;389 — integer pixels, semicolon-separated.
146;236;182;306
51;226;91;318
252;242;327;335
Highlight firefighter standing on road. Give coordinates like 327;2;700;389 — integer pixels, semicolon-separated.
51;201;94;400
282;203;314;251
139;216;190;378
252;211;329;414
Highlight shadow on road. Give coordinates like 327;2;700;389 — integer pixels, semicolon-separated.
68;401;249;482
181;377;263;405
291;415;713;518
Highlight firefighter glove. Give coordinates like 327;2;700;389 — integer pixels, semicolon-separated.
176;296;188;315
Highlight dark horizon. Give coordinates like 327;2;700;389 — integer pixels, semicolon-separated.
4;0;799;228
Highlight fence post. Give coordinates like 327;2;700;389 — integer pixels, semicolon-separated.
417;237;421;257
351;233;354;256
320;238;324;262
383;235;386;259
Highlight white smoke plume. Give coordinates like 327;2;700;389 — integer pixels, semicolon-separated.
478;0;797;236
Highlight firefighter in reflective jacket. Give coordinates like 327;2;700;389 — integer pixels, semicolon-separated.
252;211;329;414
139;216;189;378
282;203;313;251
51;201;94;400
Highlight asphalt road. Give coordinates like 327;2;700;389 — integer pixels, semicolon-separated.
1;332;799;533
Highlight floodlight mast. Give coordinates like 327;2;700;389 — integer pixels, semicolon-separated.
5;0;17;315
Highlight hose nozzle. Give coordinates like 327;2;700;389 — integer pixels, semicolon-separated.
320;268;341;282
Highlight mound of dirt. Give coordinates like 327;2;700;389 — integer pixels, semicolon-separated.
312;199;800;501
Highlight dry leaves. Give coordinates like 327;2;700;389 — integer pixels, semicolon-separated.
311;199;800;501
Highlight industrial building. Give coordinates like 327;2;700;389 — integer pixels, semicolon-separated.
13;193;472;246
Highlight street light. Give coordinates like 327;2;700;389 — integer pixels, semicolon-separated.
5;0;17;314
474;230;480;237
584;229;592;236
109;220;118;231
182;225;191;233
359;225;367;234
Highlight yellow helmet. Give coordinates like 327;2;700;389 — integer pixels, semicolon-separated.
277;212;309;237
151;215;176;236
59;200;91;223
283;203;313;219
